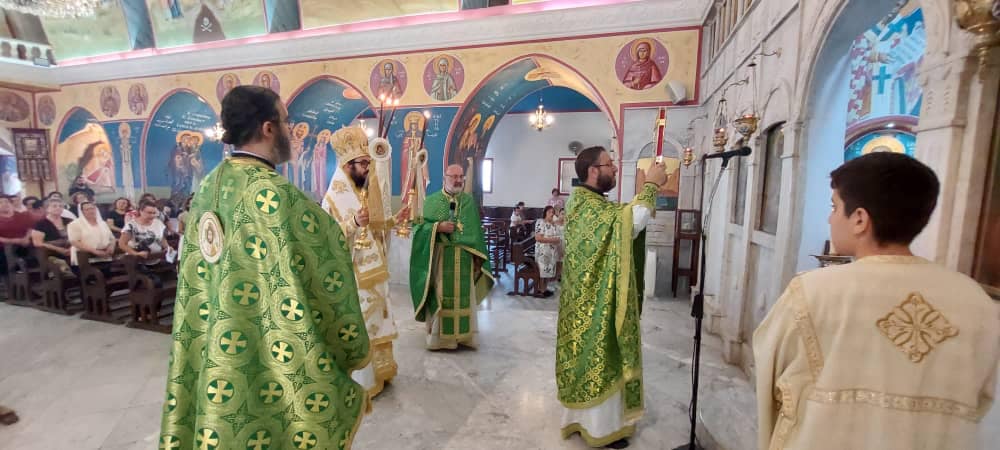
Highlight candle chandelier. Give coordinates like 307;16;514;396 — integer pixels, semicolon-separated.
529;95;553;131
0;0;100;18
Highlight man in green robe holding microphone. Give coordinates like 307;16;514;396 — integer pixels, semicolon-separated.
557;146;666;448
410;164;494;350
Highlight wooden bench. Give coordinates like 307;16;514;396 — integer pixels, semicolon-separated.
78;251;132;324
482;219;509;278
34;247;82;315
3;245;39;307
509;235;541;297
123;255;177;333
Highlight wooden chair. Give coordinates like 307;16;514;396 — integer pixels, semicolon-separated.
509;235;541;297
123;255;177;333
78;251;132;324
3;245;40;307
33;247;82;315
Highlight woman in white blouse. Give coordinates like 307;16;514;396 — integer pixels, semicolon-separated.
534;205;563;298
68;201;117;273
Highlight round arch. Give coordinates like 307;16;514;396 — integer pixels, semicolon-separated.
52;106;110;193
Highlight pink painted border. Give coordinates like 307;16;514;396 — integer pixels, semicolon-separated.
138;88;216;190
440;52;619;196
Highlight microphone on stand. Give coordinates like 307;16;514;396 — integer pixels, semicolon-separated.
702;146;751;160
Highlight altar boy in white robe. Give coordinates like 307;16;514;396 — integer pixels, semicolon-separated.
754;152;998;450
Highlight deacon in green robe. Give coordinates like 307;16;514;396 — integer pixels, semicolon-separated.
557;146;666;449
410;164;494;349
160;86;370;450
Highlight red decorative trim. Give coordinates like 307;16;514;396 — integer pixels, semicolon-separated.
139;88;216;190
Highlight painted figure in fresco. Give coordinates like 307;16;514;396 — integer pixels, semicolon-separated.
258;72;274;91
378;62;403;99
401;113;422;192
310;129;331;198
622;40;662;90
128;84;148;115
457;113;481;161
193;4;226;43
289;122;309;187
430;57;458;101
118;123;136;200
164;0;183;19
101;86;120;118
77;141;115;193
168;131;205;207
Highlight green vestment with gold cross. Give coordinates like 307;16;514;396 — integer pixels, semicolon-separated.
556;183;657;444
410;190;494;347
160;157;371;450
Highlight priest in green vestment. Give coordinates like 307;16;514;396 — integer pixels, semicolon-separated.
410;164;494;349
160;86;371;450
557;146;666;448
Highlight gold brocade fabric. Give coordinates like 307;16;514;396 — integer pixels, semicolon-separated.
556;184;657;417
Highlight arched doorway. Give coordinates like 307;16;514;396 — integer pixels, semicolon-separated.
444;54;616;204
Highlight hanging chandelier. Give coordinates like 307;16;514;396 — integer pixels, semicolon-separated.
0;1;100;18
528;96;553;132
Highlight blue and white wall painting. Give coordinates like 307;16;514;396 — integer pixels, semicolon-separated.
143;90;223;206
844;5;924;161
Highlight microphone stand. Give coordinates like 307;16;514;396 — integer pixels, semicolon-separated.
672;151;739;450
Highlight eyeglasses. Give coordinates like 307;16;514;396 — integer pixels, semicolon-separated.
349;160;371;168
592;163;615;168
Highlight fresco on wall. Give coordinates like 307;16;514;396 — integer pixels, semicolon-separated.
144;91;223;206
104;121;145;201
299;0;456;29
424;54;465;102
55;108;115;196
286;79;371;200
844;130;916;161
100;85;122;118
37;96;56;126
0;90;30;123
128;83;149;115
253;71;280;93
370;59;407;100
846;6;925;130
41;1;131;60
616;38;669;91
384;107;458;196
147;0;267;48
635;156;681;210
446;58;552;168
216;73;241;102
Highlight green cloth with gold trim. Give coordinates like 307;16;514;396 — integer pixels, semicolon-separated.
409;190;494;334
159;157;370;450
556;183;658;420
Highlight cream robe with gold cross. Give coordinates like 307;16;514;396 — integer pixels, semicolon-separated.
322;167;398;399
753;255;999;450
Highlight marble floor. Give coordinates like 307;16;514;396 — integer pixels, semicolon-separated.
3;278;996;450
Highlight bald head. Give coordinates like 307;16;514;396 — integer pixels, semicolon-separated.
444;164;465;194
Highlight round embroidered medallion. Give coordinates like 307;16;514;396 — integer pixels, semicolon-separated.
198;211;224;264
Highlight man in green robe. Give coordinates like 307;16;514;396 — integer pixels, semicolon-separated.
160;86;371;450
557;146;666;448
410;164;494;349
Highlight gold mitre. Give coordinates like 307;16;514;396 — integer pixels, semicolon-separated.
331;126;370;165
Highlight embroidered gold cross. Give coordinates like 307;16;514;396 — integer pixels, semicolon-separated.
876;293;959;363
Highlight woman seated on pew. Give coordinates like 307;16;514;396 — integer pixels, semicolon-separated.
68;201;117;276
118;200;172;286
105;197;132;234
31;198;74;276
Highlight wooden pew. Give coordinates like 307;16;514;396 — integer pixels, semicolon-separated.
34;247;82;315
123;255;176;333
78;251;132;324
3;245;39;307
509;235;541;297
482;219;508;278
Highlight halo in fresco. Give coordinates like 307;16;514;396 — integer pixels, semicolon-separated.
370;59;407;100
128;83;149;115
615;38;669;91
254;71;280;94
217;73;241;103
100;86;122;118
423;54;464;102
37;95;56;126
